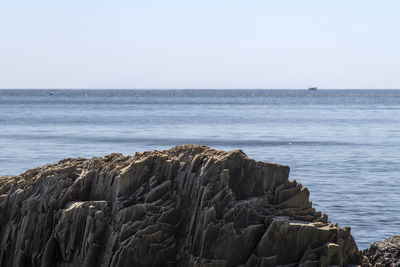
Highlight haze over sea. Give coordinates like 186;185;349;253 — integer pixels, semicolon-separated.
1;89;399;249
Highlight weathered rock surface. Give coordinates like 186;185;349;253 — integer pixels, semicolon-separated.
0;145;361;266
363;236;400;267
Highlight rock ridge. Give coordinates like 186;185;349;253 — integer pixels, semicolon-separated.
0;145;360;266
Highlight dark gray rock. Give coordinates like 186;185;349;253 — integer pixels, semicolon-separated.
0;145;361;266
363;235;400;267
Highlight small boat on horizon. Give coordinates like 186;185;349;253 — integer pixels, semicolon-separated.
308;87;317;90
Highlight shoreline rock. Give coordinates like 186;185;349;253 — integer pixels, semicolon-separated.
363;235;400;266
0;145;361;266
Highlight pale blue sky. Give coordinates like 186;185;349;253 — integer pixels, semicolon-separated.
0;0;399;89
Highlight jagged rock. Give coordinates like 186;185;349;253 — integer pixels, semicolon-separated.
0;145;361;266
363;235;400;267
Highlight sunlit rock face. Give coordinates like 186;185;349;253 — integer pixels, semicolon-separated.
0;145;360;267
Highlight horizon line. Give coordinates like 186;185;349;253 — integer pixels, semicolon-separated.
1;88;400;90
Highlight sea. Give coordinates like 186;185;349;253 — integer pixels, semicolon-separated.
0;89;399;249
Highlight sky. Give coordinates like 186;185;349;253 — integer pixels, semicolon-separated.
0;0;399;89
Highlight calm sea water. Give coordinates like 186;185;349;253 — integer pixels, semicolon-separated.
1;89;399;249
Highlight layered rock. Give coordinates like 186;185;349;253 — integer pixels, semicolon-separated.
0;145;360;266
363;236;400;266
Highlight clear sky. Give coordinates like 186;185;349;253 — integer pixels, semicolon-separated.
0;0;399;89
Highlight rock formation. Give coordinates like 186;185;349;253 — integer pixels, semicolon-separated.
363;236;400;266
0;145;360;266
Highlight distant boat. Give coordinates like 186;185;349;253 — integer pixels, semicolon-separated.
308;87;317;90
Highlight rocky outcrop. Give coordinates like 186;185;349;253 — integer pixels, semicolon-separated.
363;236;400;267
0;145;360;266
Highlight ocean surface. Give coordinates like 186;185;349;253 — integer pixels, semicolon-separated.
1;89;399;249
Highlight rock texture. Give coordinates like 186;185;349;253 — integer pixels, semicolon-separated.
0;145;360;267
363;236;400;267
